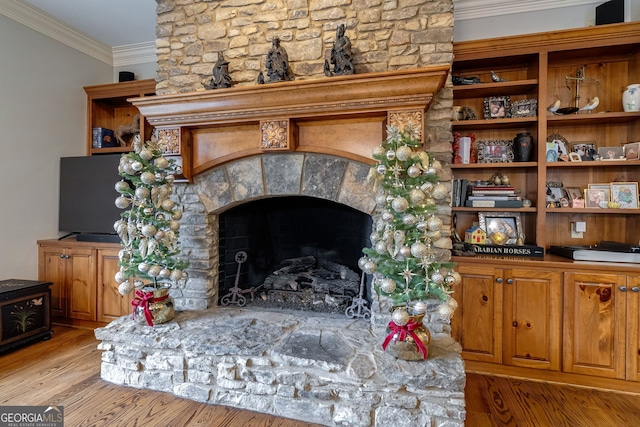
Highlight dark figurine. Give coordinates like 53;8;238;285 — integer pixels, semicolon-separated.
264;37;294;83
204;52;232;90
452;75;481;85
324;24;354;77
257;71;265;85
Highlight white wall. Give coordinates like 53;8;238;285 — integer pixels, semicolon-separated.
454;0;639;42
0;14;112;280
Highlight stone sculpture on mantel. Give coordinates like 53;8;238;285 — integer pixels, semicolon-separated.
258;37;295;84
325;24;354;77
204;52;232;90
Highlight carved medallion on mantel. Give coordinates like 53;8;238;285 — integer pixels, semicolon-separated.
130;66;449;182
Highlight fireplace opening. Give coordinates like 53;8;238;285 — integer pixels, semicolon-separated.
218;196;372;313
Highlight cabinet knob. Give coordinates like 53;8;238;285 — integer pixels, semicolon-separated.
506;279;513;284
512;321;518;327
59;254;65;258
620;286;628;292
496;278;503;283
632;287;640;293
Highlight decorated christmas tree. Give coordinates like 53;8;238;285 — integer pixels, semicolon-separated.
360;125;460;358
113;134;189;325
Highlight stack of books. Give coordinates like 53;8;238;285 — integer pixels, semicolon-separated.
452;179;469;207
464;184;523;208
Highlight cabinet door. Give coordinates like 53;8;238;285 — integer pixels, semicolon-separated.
97;249;131;322
451;264;503;363
67;248;97;321
627;276;640;381
38;245;67;317
503;268;562;370
563;272;626;379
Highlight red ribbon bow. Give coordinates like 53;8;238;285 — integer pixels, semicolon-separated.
131;290;168;326
382;319;428;359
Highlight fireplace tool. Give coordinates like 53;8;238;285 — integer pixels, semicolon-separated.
220;251;250;307
345;271;371;319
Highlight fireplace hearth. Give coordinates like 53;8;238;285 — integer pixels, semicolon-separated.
95;67;466;426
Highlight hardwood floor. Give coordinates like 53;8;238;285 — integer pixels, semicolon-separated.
2;326;640;426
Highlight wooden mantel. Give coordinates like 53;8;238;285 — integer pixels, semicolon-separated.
130;66;449;180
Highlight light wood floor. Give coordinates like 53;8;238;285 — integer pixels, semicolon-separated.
2;326;640;427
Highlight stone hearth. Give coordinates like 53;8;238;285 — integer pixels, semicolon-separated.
95;68;466;426
95;309;465;427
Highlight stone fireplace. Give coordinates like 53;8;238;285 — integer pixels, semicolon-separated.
95;68;466;426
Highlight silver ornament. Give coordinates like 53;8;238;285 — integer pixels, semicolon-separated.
391;197;409;212
115;196;130;209
409;189;426;204
431;270;445;284
432;183;449;200
427;216;443;231
380;278;397;293
375;194;387;205
159;268;171;278
438;303;455;319
373;145;386;158
141;224;157;237
412;301;427;315
135;187;150;199
363;260;377;274
370;232;380;244
402;214;416;225
399;246;411;257
114;271;127;283
376;164;387;174
138;262;150;272
131;161;143;171
139;149;153;160
170;269;183;282
416;221;428;231
148;265;161;277
391;308;410;326
445;274;456;286
407;165;421;178
396;145;413;161
381;211;394;222
155;157;169;169
375;240;388;254
386;149;396;160
410;242;428;258
358;257;369;270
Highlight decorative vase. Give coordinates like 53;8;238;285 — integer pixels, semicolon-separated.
513;132;533;162
622;84;640;112
382;308;431;360
132;285;175;326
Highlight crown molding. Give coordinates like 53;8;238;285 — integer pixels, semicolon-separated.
453;0;603;21
113;42;157;67
0;0;113;65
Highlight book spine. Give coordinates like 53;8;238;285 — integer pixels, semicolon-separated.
465;200;524;208
472;244;544;258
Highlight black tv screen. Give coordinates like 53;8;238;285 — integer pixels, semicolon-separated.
59;154;123;241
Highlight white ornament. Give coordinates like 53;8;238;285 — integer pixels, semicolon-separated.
138;262;150;272
141;171;156;184
155;157;169;169
131;161;143;171
375;240;388;254
373;145;386;158
170;269;183;282
139;149;153;160
358;257;369;270
148;265;161;277
141;224;157;237
438;303;455;319
135;187;150;199
431;270;445;284
115;180;130;193
402;214;416;225
115;196;131;209
427;216;443;231
159;268;171;278
114;271;127;283
118;281;134;296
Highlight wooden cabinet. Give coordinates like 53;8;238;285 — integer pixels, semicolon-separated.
84;79;156;155
626;275;640;381
451;264;561;370
452;23;640;249
37;239;130;325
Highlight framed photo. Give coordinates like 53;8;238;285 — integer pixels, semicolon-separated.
569;152;582;162
624;142;640;160
546;133;569;162
584;188;609;208
565;187;583;201
478;212;522;245
483;96;511;119
572;142;597;161
545;181;565;207
511;99;537;118
476;140;514;163
598;146;624;160
610;182;639;209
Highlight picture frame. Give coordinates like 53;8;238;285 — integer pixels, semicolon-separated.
584;188;609;208
478;212;522;245
565;187;583;201
476;140;514;163
510;99;537;118
610;182;639;209
571;142;597;161
545;181;565;207
483;96;511;119
598;146;624;160
624;142;640;160
546;133;569;162
569;152;582;162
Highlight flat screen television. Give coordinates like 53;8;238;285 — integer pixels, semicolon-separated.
59;154;123;242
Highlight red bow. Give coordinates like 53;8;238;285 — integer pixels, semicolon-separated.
131;290;168;326
382;319;428;359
